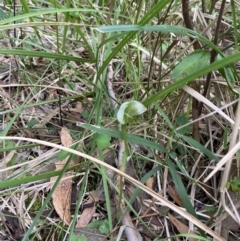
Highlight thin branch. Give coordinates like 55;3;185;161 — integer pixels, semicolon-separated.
182;0;201;150
198;0;226;116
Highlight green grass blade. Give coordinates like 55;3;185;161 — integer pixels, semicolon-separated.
167;158;206;237
0;8;107;25
79;123;167;153
0;96;31;141
181;136;219;161
0;49;94;62
0;167;76;189
96;25;221;53
167;158;196;217
97;0;171;77
143;52;240;106
61;0;71;53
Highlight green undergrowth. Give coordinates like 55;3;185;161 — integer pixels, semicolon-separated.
0;0;240;240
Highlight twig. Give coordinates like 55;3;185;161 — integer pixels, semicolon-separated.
198;0;226;116
182;0;201;157
182;0;201;50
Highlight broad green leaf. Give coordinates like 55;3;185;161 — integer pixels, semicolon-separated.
69;234;86;241
0;7;8;20
81;109;90;119
227;177;240;192
27;119;39;128
96;133;111;149
175;116;192;135
99;220;110;234
171;50;210;81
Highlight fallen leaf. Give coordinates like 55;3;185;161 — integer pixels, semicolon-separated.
76;191;100;228
69;102;83;113
146;177;154;189
168;213;196;241
51;127;74;226
51;173;73;225
167;184;183;207
55;127;75;170
60;127;73;148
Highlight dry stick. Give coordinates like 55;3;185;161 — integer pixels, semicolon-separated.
181;1;203;234
106;63;141;241
198;0;226;117
182;0;201;50
201;0;206;13
0;136;225;241
182;0;201;149
208;0;219;15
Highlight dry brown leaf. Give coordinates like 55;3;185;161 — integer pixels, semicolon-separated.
51;173;73;225
168;213;196;241
69;102;83;113
76;191;100;228
146;177;154;189
55;127;75;171
51;127;74;225
60;127;73;148
167;184;183;207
